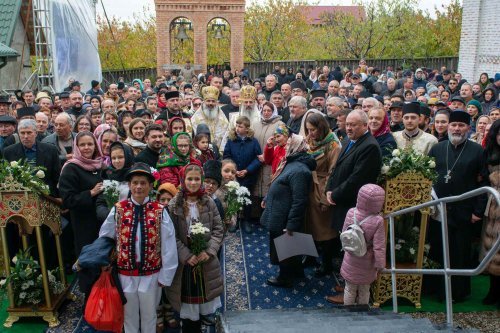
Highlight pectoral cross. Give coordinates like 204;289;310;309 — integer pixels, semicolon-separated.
444;170;452;184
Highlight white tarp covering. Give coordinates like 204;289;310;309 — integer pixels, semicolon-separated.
44;0;101;92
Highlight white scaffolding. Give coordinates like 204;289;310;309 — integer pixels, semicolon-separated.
32;0;55;92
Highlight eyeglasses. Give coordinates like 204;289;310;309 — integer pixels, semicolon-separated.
176;144;190;148
193;103;201;107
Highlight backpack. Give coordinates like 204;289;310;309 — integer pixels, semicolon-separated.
340;209;372;257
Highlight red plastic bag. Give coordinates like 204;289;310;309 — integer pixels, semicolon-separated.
84;269;124;333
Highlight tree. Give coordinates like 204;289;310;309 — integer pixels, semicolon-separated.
243;0;311;62
97;8;156;70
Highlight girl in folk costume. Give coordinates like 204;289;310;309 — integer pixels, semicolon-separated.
331;184;386;305
304;112;341;277
167;163;224;333
157;132;197;187
98;162;178;333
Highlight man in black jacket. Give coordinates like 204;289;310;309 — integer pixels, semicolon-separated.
326;109;382;230
135;124;164;168
325;110;382;304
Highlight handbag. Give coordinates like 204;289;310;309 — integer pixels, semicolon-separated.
84;269;124;333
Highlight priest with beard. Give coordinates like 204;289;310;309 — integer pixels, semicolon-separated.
427;111;487;303
191;86;230;150
228;85;261;126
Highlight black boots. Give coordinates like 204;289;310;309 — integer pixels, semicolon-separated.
181;319;201;333
482;275;500;306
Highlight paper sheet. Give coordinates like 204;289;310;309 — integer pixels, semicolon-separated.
273;232;319;262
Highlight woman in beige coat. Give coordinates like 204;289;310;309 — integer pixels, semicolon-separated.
251;101;285;206
481;121;500;306
304;111;341;277
167;163;224;332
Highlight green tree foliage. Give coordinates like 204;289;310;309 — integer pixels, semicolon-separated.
97;0;462;70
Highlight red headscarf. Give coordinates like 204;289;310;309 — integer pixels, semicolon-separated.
372;112;391;138
180;161;205;198
168;117;186;137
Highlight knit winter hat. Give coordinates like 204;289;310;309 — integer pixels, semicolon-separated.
466;99;482;114
157;182;179;198
203;160;222;185
356;184;385;215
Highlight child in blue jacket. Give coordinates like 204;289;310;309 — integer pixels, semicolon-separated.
223;116;262;233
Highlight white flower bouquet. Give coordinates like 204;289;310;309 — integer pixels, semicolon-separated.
223;181;251;224
378;148;437;183
102;180;120;208
0;248;65;307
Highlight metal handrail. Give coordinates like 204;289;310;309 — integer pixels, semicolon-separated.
382;186;500;327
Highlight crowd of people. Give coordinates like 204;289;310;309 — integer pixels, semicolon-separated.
0;61;499;332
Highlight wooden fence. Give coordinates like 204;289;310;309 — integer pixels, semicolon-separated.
101;56;459;86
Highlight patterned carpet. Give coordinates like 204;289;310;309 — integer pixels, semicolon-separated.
223;225;341;311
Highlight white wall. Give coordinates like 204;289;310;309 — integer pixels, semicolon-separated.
458;0;500;82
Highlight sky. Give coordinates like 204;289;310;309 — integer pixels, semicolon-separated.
96;0;460;22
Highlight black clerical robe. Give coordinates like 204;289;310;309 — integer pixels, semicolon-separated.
427;139;487;300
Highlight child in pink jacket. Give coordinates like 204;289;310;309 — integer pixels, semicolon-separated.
340;184;386;305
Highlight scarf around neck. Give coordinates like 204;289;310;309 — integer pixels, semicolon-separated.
62;132;103;172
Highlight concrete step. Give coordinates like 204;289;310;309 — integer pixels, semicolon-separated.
218;308;479;333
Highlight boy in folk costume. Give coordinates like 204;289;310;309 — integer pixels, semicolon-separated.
99;162;178;333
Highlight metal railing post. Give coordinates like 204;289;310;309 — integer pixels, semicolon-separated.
388;215;398;312
439;202;453;327
381;187;500;329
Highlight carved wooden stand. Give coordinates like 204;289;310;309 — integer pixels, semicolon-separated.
372;172;432;309
0;180;71;328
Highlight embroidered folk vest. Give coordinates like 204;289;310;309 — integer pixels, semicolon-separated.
115;199;163;276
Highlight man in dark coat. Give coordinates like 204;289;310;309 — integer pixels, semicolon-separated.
135;124;164;167
325;109;382;304
427;111;487;302
326;109;382;230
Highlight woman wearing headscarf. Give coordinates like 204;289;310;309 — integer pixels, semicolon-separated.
59;131;104;256
157;132;196;187
368;108;396;158
304;113;341;277
261;134;316;288
96;141;135;223
167;162;224;332
94;124;118;167
252;101;285;201
482;88;498;116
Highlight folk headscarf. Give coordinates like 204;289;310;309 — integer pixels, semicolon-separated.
372;112;391;138
157;132;192;168
271;134;308;183
179;161;205;198
308;130;341;159
168;116;186;137
62;131;103;172
94;124;117;167
103;141;135;182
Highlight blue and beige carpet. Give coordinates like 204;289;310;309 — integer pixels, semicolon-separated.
45;225;341;332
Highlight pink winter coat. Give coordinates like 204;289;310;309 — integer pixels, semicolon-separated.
340;184;386;285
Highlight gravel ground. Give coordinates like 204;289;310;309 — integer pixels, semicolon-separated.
411;311;500;332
